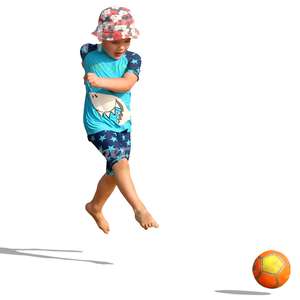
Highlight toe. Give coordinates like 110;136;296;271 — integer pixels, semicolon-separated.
103;227;109;234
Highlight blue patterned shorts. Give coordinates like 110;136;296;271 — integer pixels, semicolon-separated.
88;130;131;176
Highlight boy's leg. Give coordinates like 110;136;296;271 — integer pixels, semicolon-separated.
112;158;159;230
85;174;116;234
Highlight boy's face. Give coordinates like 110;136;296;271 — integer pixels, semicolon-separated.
101;38;131;59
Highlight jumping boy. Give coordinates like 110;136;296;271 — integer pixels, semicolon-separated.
80;7;159;234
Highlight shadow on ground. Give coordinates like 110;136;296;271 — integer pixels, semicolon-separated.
0;247;113;265
215;290;270;295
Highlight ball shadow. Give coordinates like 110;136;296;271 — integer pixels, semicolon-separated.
215;290;271;295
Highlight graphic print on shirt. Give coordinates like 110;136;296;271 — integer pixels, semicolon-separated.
89;92;130;125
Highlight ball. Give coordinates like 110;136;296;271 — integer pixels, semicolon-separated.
252;250;290;288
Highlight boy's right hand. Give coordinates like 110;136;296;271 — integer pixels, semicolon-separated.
84;73;102;88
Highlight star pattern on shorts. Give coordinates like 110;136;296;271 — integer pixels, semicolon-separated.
108;145;116;152
110;136;117;143
99;135;106;142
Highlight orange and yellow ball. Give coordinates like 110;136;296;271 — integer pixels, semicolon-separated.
252;250;290;288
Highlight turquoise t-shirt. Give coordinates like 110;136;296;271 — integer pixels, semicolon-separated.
80;44;141;135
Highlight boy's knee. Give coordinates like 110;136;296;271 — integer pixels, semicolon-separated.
112;158;129;170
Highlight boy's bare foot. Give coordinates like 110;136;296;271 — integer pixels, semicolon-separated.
85;202;110;234
134;208;159;230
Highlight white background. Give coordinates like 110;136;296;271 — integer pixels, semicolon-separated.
0;0;299;299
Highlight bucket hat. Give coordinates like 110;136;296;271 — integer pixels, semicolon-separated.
92;6;139;41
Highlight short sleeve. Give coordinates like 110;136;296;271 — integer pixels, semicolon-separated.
80;43;97;61
125;51;142;80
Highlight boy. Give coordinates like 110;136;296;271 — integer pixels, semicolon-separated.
80;7;159;234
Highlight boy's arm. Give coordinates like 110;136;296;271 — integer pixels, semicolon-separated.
85;72;138;93
83;51;141;92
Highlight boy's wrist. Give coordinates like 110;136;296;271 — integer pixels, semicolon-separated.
96;77;103;88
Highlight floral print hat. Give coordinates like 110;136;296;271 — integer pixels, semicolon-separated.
92;6;140;41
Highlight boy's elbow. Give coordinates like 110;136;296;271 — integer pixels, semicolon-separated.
122;73;138;92
110;76;137;93
118;81;135;93
124;82;135;92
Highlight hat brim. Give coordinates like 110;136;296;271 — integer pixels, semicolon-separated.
91;27;139;41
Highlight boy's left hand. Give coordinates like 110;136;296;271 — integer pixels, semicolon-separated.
84;73;101;88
